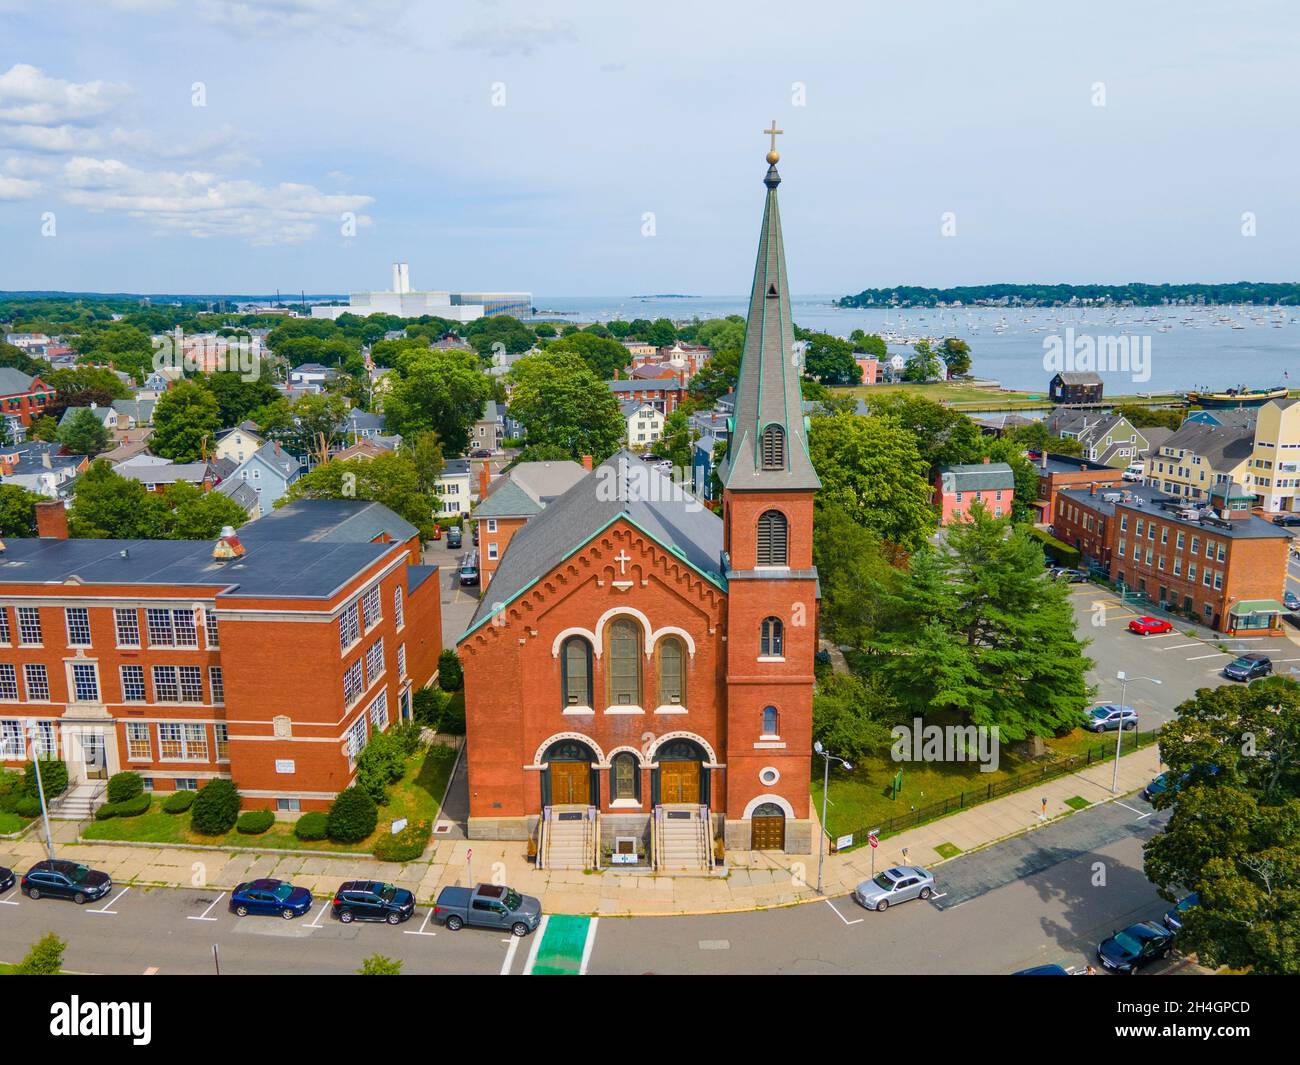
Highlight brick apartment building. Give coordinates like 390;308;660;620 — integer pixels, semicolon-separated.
0;499;441;812
607;376;689;415
1053;482;1289;634
0;367;57;427
1033;451;1126;526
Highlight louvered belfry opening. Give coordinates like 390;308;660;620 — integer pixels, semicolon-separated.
760;424;786;470
756;509;788;566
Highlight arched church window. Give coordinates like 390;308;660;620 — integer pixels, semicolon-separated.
659;637;685;706
760;425;785;470
561;636;592;707
760;617;784;657
762;706;780;736
756;509;788;566
611;752;640;801
607;618;642;706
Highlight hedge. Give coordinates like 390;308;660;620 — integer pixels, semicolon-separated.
236;809;275;835
190;779;241;835
13;794;41;818
107;772;144;805
1026;526;1082;568
162;789;196;814
373;819;430;862
23;758;68;802
93;793;151;820
294;811;329;841
437;649;463;692
327;787;378;844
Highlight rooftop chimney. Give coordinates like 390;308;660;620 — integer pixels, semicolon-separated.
1089;483;1097;496
212;525;245;560
34;499;69;539
581;454;593;472
478;462;490;500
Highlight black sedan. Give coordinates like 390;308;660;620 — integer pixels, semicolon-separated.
1098;921;1174;973
21;859;113;904
0;866;15;894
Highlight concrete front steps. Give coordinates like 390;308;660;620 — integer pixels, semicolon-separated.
657;807;710;872
542;808;592;870
49;781;106;821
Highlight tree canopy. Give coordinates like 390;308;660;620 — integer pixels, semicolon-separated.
507;349;626;462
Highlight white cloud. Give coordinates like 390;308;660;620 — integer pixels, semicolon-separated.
59;156;373;244
454;16;578;57
195;0;413;35
0;174;41;199
0;63;130;126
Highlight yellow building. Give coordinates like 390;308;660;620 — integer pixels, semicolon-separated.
1145;421;1253;500
1248;398;1300;513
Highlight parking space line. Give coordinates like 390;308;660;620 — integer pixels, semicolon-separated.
500;933;522;975
1114;801;1151;819
88;886;129;914
823;898;864;926
0;898;18;907
306;904;328;928
187;892;225;921
1140;631;1178;639
1158;642;1201;651
929;890;949;900
402;908;437;937
1187;652;1229;660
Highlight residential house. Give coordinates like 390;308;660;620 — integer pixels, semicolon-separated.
622;399;665;448
114;456;219;493
1144;421;1255;501
213;425;265;466
58;403;120;435
1046;409;1150;468
934;461;1016;524
0;367;57;427
215;476;261;519
469;400;501;454
1048;372;1104;404
1032;451;1126;526
433;458;472;519
0;440;89;498
1245;398;1300;514
110;397;157;429
607;376;688;415
288;363;342;392
230;440;303;509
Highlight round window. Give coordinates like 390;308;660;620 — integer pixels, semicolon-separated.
758;766;780;786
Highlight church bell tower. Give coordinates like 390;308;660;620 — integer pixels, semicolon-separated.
719;124;819;853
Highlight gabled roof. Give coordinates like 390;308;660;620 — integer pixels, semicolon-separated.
241;498;417;544
471;479;542;520
718;155;820;491
1158;421;1254;470
1053;371;1104;385
244;440;301;479
0;368;37;394
939;462;1016;492
111;397;157;424
462;451;723;637
507;460;588;504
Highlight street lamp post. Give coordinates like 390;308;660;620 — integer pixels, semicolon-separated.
813;741;852;896
1113;672;1162;794
26;720;55;860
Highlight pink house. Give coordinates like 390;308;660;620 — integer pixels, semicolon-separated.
855;356;879;385
934;460;1016;525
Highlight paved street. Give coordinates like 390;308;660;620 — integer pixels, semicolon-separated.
0;792;1181;976
1070;584;1300;726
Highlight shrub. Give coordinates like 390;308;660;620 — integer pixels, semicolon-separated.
358;953;402;975
389;721;424;757
437;648;463;691
440;690;466;735
107;771;144;804
15;932;66;975
372;819;430;862
294;811;329;841
92;792;151;821
162;789;196;814
13;794;41;818
23;758;68;801
327;786;378;844
190;779;240;835
236;809;275;835
355;731;407;805
413;686;446;729
1026;526;1081;568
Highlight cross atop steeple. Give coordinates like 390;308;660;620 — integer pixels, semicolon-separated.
764;120;783;160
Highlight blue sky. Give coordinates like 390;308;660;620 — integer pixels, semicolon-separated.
0;0;1297;296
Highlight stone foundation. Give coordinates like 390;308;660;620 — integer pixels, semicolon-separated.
467;815;533;841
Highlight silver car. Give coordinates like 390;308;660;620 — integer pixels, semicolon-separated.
853;866;935;911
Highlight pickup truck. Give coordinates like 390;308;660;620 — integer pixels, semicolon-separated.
433;883;542;936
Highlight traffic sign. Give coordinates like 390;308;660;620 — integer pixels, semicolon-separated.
868;834;879;849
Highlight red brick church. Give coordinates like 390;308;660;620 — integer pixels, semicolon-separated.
459;136;818;861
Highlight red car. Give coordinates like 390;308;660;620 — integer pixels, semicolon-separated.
1128;616;1174;636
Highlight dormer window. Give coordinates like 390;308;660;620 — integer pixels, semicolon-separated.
760;425;785;470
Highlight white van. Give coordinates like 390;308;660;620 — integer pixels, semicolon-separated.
1122;463;1144;482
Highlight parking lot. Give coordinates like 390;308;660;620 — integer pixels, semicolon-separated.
1069;584;1300;727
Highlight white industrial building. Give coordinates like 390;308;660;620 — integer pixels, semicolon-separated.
310;263;531;322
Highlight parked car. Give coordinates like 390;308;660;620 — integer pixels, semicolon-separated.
458;558;480;587
1222;652;1271;682
432;883;541;936
1128;616;1174;636
1163;892;1200;933
0;866;14;894
1142;765;1219;802
230;878;312;920
852;866;935;911
429;525;442;541
1097;921;1174;973
1285;591;1300;613
446;526;462;549
1011;964;1072;975
331;880;416;925
1271;514;1300;527
1083;704;1138;732
1049;567;1088;583
21;859;112;904
470;448;492;459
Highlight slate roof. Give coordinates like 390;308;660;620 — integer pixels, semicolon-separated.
247;440;301;479
939;462;1016;492
115;460;212;485
215;478;259;511
0;535;397;600
240;498;417;545
1053;372;1104;385
1156;421;1255;471
718;158;820;491
111;397;156;424
0;368;36;394
58;405;115;428
507;460;588;504
463;451;723;636
471;479;542;520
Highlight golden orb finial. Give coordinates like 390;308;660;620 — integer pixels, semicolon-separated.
766;149;780;164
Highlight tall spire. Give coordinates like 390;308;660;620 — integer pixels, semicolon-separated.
719;125;821;491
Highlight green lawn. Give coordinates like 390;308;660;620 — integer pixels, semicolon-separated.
832;381;1186;412
83;743;458;855
812;719;1156;842
0;811;28;835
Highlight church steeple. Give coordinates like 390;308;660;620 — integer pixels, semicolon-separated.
719;123;821;492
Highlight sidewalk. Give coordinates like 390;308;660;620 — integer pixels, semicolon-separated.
0;744;1165;917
